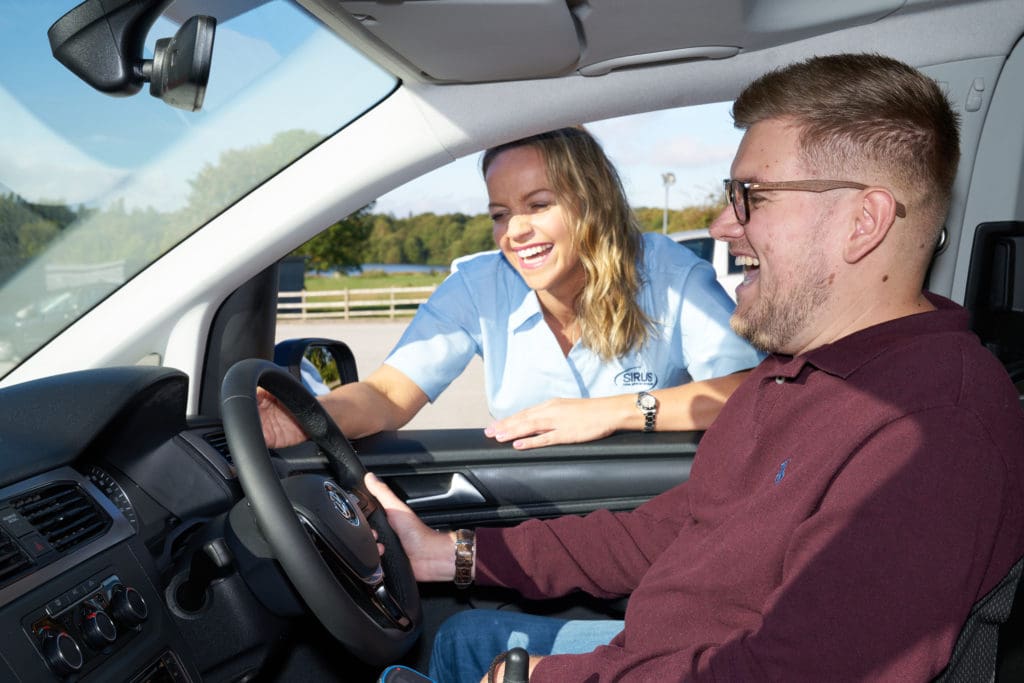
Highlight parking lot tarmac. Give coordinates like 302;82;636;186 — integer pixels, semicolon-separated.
276;319;491;431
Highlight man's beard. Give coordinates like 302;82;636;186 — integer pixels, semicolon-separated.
731;258;832;355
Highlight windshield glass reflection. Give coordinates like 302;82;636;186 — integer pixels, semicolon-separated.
0;0;396;377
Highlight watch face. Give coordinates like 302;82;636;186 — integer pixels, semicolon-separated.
639;393;656;409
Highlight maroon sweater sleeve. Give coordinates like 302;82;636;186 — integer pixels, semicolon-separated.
526;409;1015;681
475;484;691;599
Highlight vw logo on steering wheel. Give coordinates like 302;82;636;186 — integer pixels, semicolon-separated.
324;481;360;527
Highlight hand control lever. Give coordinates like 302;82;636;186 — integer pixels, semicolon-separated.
175;538;234;612
502;646;529;683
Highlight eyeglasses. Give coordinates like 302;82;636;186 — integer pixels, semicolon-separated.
723;178;907;225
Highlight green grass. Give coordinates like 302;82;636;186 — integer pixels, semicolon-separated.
283;271;447;318
303;271;447;291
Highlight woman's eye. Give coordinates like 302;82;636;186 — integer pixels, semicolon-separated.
490;213;506;222
530;202;549;211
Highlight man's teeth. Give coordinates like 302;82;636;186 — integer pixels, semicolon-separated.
735;255;760;268
518;245;552;261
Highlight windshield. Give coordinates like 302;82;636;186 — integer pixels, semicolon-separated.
0;1;396;378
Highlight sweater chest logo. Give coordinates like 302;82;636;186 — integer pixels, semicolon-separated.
774;459;791;485
614;367;657;388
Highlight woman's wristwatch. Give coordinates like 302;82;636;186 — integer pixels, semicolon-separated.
636;391;658;432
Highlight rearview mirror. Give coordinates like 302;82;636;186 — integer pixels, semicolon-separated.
144;15;216;112
49;0;215;112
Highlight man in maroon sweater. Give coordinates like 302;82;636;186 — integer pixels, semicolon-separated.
367;53;1024;681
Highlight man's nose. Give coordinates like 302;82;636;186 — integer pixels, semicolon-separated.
709;204;743;242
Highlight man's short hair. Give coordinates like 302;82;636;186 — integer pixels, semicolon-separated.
732;53;960;235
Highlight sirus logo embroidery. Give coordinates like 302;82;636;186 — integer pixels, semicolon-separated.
614;367;657;388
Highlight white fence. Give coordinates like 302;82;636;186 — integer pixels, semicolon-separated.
277;286;436;320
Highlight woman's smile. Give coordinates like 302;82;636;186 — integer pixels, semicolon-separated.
514;242;555;268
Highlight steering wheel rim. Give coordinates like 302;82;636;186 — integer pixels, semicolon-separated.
221;358;421;666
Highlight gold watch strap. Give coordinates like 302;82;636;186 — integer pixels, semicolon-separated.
454;529;475;588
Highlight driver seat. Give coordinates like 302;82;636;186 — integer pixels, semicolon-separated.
932;555;1024;682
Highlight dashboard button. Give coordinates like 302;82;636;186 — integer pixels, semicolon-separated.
19;532;53;559
0;508;34;537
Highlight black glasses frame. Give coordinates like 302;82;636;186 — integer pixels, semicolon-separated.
723;178;907;225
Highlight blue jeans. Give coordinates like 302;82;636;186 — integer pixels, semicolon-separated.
428;610;623;683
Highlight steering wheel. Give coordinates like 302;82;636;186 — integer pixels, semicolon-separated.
220;358;421;666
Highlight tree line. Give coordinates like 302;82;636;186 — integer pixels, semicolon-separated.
293;199;726;273
0;128;726;289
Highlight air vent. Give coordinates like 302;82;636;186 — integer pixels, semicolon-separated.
203;430;233;465
11;483;111;554
0;527;33;585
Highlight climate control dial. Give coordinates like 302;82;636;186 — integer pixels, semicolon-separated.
41;628;83;676
81;609;117;650
110;584;148;627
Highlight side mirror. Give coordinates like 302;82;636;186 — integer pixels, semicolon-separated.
274;338;359;395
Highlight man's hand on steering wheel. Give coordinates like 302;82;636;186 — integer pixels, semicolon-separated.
223;359;421;667
365;472;461;583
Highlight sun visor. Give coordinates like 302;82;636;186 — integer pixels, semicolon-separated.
331;0;906;82
337;0;581;82
575;0;907;76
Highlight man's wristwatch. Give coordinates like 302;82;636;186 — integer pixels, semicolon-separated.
636;391;658;433
453;529;475;588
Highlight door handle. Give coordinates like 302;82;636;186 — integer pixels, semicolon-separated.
405;473;485;510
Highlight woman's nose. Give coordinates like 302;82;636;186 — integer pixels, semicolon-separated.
507;213;533;239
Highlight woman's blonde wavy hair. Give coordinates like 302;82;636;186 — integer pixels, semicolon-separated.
482;127;652;361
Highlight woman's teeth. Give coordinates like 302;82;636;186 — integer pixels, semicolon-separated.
518;244;552;265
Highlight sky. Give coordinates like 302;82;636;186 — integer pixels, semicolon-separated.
3;2;396;211
5;3;743;219
373;101;745;217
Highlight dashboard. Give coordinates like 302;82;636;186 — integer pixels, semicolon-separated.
0;363;697;681
0;366;246;681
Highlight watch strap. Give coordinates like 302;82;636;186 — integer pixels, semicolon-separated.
636;391;657;433
642;408;656;433
454;529;475;588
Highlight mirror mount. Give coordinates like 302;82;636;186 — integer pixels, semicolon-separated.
48;0;216;112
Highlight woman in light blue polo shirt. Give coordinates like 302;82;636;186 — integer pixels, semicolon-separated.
260;127;761;450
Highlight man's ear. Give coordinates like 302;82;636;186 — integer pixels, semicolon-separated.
843;189;899;264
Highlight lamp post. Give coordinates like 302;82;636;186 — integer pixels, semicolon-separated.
661;172;676;234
